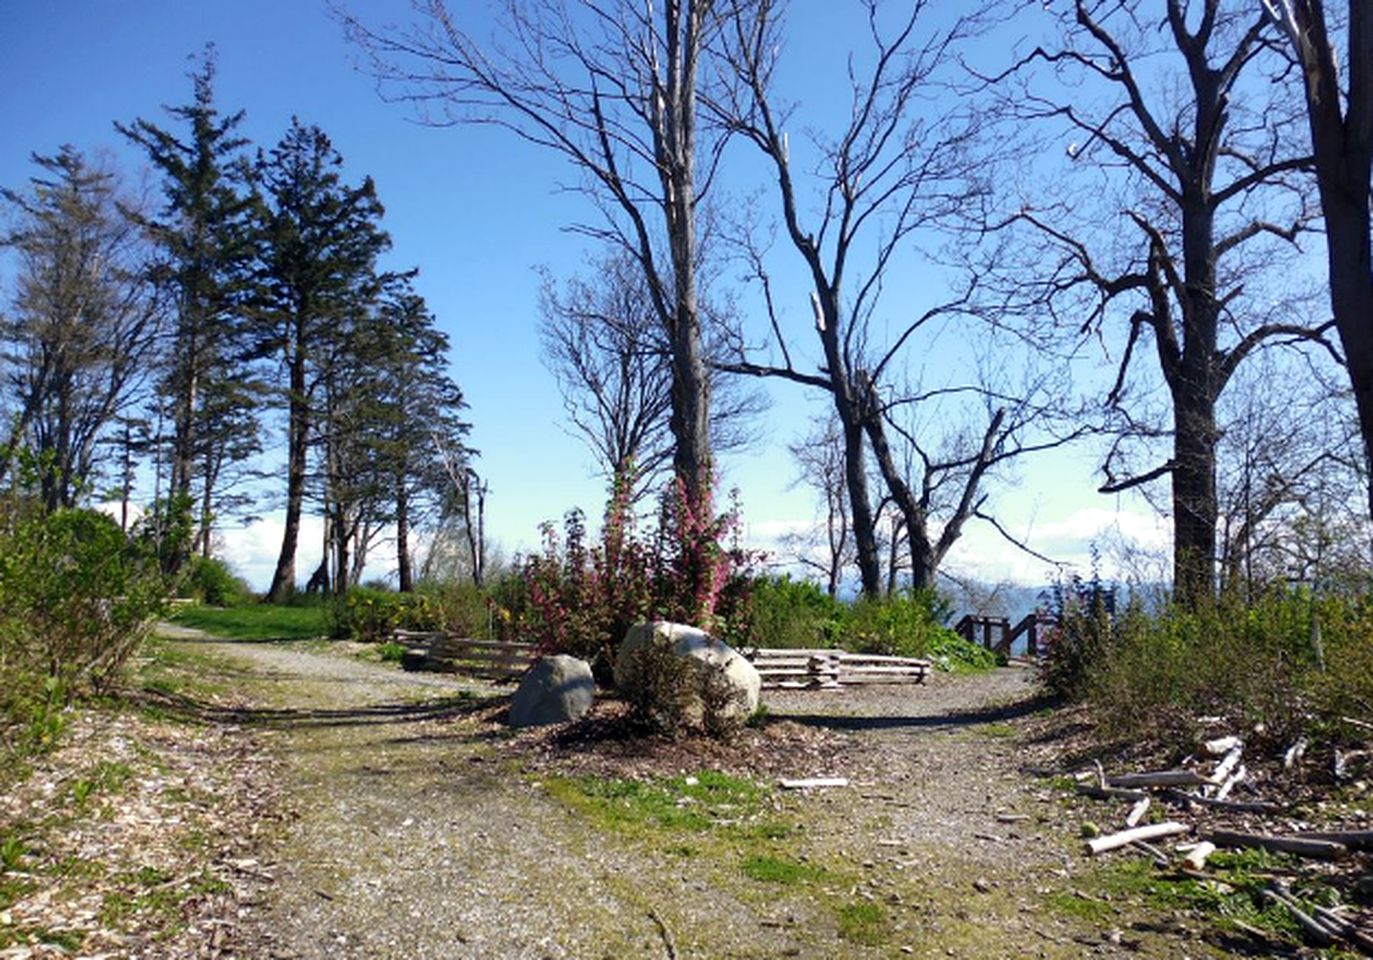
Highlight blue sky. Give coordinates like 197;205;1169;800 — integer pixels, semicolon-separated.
0;1;1168;590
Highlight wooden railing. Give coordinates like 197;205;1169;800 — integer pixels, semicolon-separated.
391;630;539;681
955;613;1053;658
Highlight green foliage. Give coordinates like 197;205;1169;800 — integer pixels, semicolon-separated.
745;575;844;649
180;556;253;607
545;770;775;836
740;855;827;885
843;589;993;671
835;901;888;945
0;491;166;758
615;634;699;736
1052;583;1373;745
376;641;406;663
329;586;445;643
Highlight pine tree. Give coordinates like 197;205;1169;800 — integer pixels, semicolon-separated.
253;119;390;600
117;50;260;571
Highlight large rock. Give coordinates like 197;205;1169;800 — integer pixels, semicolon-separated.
615;621;761;721
508;655;595;728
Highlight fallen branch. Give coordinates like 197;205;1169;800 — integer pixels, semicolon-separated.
1085;821;1190;855
779;777;849;790
1283;736;1309;770
1108;770;1209;789
1181;841;1216;871
1164;789;1284;814
1206;830;1348;860
648;908;678;960
1291;830;1373;851
1213;765;1246;802
1076;784;1149;802
1125;797;1151;828
1261;885;1337;946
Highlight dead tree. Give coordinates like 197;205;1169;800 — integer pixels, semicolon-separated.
989;0;1333;603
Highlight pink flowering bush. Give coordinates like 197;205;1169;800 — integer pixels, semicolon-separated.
518;472;755;673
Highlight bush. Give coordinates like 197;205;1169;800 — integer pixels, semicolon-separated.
330;586;445;643
0;501;165;756
181;556;253;607
616;634;698;736
746;575;844;649
1052;584;1373;746
840;589;993;670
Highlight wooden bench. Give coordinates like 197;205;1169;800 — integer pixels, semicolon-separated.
391;630;539;681
742;647;930;689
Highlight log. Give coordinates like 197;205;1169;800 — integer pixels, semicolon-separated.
1085;821;1190;855
1076;784;1149;802
1206;831;1349;860
1108;770;1209;789
1164;789;1284;814
1125;797;1151;828
1181;841;1216;871
1204;735;1243;755
1291;830;1373;851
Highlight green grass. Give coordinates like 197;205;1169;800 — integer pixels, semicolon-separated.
740;855;828;885
545;770;783;837
170;603;327;641
835;901;888;945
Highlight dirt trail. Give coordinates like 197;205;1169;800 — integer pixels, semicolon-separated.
174;637;1222;959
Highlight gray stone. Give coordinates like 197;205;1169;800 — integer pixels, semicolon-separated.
508;654;595;728
615;621;761;721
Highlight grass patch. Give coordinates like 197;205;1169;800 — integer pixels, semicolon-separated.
835;900;888;945
978;722;1016;738
1044;856;1307;942
170;604;327;641
544;770;785;838
740;854;827;885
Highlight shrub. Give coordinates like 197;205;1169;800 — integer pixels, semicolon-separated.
516;473;755;673
841;589;969;660
0;500;165;756
181;555;253;607
1037;572;1116;700
330;586;444;643
616;633;698;736
746;575;844;650
1055;584;1373;746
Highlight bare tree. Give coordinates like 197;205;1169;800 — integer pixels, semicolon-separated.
336;0;744;513
0;147;161;509
783;416;852;597
714;0;1071;595
990;0;1332;603
538;245;765;502
1263;0;1373;525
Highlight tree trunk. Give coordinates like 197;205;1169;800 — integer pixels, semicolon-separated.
396;478;412;593
266;337;308;602
1171;387;1218;604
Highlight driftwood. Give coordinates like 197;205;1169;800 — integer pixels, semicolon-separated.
1181;841;1216;871
1077;783;1149;802
1260;886;1336;946
779;777;849;790
1085;821;1190;855
1213;765;1246;802
1108;770;1209;789
1204;735;1243;755
1292;830;1373;851
1125;797;1151;828
1210;746;1243;785
1206;830;1349;860
1164;789;1284;814
1283;736;1309;770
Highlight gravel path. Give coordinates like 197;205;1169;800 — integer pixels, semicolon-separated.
172;637;1226;959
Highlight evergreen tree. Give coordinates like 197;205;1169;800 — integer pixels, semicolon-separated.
117;50;260;571
253;119;389;600
0;147;161;510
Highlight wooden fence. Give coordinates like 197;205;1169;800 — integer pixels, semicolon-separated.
391;630;539;681
741;648;930;689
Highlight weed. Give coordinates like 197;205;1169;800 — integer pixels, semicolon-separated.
0;834;25;871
